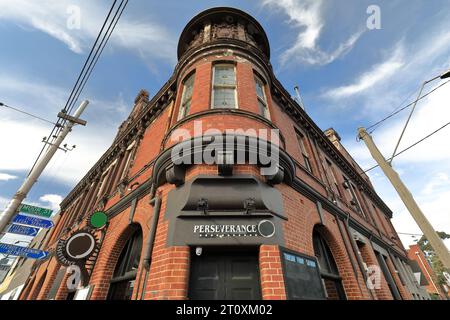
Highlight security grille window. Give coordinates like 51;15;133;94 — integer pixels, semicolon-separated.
212;64;237;108
325;159;342;197
296;130;313;173
178;73;195;120
254;75;270;119
107;228;143;300
313;230;346;300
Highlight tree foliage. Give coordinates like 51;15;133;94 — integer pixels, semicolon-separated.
417;231;450;289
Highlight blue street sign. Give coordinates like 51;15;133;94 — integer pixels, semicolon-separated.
0;243;49;260
13;214;54;229
7;224;40;237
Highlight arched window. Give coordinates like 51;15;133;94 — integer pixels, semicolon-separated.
107;227;143;300
312;229;346;300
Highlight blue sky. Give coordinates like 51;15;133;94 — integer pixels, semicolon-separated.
0;0;449;250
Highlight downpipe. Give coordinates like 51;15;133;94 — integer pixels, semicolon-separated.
343;213;375;299
135;184;161;300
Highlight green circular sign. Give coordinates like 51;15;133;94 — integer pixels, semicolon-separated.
90;211;108;229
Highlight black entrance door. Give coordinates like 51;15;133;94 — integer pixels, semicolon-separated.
189;249;261;300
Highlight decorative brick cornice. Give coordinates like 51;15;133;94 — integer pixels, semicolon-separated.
60;78;177;209
270;79;393;217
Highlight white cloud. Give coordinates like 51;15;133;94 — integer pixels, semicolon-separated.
422;172;450;196
322;20;450;107
263;0;363;66
0;196;10;211
0;0;176;63
324;45;405;99
337;19;450;250
0;72;125;186
342;80;450;249
39;194;63;211
0;0;84;53
350;81;450;165
0;173;17;181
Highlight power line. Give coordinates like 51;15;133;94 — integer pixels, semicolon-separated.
397;232;423;237
366;79;450;133
27;0;127;176
62;0;128;124
0;102;56;125
42;0;121;152
63;0;129;124
361;120;450;173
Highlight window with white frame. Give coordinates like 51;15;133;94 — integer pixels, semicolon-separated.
255;75;270;119
212;64;237;108
178;73;195;120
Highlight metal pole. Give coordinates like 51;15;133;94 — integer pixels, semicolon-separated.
390;75;441;164
358;127;450;269
0;100;89;235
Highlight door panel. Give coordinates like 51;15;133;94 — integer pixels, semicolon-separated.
189;250;261;300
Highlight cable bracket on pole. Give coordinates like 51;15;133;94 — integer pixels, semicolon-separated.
41;137;76;153
57;111;87;126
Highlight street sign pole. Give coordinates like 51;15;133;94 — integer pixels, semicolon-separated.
0;100;89;235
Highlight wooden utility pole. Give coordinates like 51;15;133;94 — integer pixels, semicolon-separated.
358;127;450;269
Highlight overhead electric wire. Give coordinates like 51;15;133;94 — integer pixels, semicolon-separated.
0;102;56;125
61;0;119;121
361;120;450;174
27;0;127;176
366;79;450;133
50;0;122;138
397;232;423;237
62;0;129;126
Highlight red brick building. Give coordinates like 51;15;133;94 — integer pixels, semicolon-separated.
20;7;418;300
407;244;447;299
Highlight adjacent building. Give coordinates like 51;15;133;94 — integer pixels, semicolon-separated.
20;7;422;300
407;244;448;299
0;227;53;300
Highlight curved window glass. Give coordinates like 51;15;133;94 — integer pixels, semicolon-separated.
107;228;143;300
313;229;346;300
255;75;270;119
178;72;195;120
212;64;237;108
